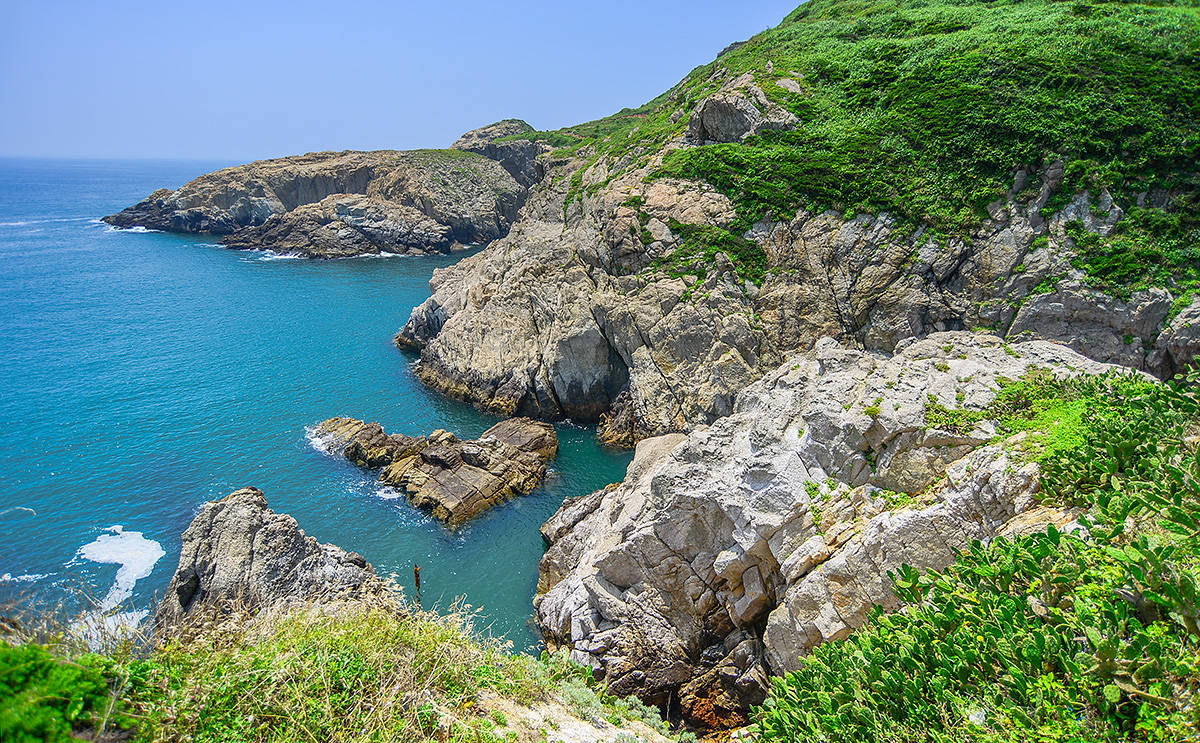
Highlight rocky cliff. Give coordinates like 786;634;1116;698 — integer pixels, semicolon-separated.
155;487;391;634
396;0;1199;443
534;332;1137;727
105;147;528;258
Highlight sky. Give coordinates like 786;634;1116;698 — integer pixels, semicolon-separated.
0;0;800;161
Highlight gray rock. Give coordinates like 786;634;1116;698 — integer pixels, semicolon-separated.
533;332;1138;725
104;149;525;256
397;155;1182;443
312;416;558;527
1157;297;1200;376
685;73;798;144
452;119;552;188
155;487;389;635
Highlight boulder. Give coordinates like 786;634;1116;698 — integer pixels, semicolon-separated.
155;487;390;635
313;417;558;527
685;73;798;144
534;332;1139;726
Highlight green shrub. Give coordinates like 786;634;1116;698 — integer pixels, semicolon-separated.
0;642;123;742
759;371;1200;742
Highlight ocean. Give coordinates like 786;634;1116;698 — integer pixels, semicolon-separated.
0;158;632;649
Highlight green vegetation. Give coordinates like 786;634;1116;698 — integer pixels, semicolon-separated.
652;219;770;289
656;0;1199;238
758;370;1200;742
518;0;1198;300
2;605;677;743
0;643;125;742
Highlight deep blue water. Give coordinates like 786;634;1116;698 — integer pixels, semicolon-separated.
0;158;631;648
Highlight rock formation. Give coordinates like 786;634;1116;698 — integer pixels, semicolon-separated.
312;417;558;527
396;135;1194;448
534;332;1135;726
451;119;552;189
104;149;525;258
155;487;390;635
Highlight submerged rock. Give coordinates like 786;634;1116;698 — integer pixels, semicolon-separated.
155;487;390;635
313;416;558;527
534;332;1136;726
104;149;524;258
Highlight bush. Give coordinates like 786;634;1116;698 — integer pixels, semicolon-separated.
758;371;1200;742
0;642;122;742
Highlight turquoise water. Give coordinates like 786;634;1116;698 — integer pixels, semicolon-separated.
0;158;631;648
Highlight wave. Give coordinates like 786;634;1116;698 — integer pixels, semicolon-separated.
73;525;165;611
305;424;341;455
111;225;161;234
0;216;93;227
0;506;37;518
0;572;49;583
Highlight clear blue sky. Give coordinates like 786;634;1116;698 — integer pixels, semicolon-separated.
0;0;800;161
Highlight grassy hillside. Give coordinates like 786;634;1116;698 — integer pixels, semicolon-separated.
758;369;1200;742
528;0;1200;298
0;605;683;743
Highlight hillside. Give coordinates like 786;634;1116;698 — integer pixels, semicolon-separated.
398;0;1200;446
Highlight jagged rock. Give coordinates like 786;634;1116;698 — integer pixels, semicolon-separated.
104;149;525;256
312;417;558;527
397;150;1182;443
1157;297;1200;376
452;119;552;188
685;73;798;144
534;332;1138;726
223;195;456;258
155;487;389;634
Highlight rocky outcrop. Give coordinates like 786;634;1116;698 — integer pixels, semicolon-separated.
1156;297;1200;376
397;140;1185;443
104;149;525;257
452;119;552;189
155;487;390;634
534;332;1134;727
222;194;456;257
685;72;799;144
313;417;558;527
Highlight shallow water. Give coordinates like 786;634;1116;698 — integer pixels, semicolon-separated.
0;158;632;649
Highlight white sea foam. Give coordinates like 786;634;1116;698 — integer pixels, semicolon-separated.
117;225;161;234
74;525;165;611
376;486;405;501
0;572;49;583
305;424;341;455
0;216;92;227
0;506;37;518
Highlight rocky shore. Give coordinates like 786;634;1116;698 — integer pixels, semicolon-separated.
155;487;392;635
534;331;1135;727
104;125;551;258
312;416;558;527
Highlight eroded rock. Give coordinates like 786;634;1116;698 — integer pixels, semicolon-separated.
104;149;525;257
313;417;558;527
534;332;1138;726
155;487;390;635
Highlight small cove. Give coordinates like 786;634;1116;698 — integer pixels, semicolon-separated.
0;158;632;649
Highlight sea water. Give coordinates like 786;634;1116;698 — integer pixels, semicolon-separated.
0;158;632;649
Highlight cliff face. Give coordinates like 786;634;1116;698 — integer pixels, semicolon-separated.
534;332;1134;727
396;0;1199;442
104;147;528;257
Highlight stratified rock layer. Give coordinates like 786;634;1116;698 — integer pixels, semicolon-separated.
104;149;524;257
156;487;389;634
313;417;558;527
534;332;1134;727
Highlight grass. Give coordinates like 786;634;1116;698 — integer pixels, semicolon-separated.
757;370;1200;742
1;600;680;743
515;0;1200;300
